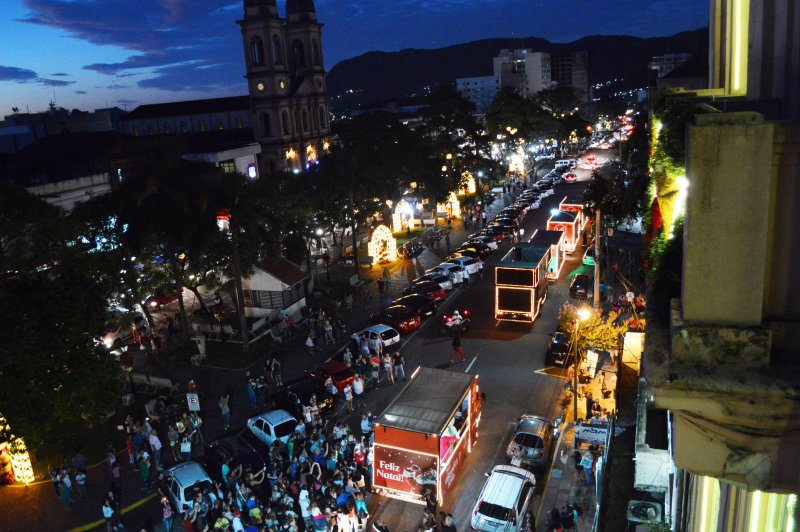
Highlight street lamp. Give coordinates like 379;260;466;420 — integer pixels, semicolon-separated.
572;307;592;423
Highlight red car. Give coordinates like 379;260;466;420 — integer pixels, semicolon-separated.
304;361;355;395
403;280;446;303
144;287;179;310
370;305;421;335
563;172;577;183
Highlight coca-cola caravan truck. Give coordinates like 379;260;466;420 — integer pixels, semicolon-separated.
372;367;481;504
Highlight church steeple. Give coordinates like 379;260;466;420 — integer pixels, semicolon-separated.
243;0;278;17
286;0;316;22
237;0;329;176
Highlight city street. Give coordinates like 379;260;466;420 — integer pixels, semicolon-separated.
0;150;616;532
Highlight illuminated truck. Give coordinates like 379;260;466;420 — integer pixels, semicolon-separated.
495;242;550;322
372;367;481;504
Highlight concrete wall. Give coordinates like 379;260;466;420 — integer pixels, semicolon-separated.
25;173;111;212
764;122;800;361
683;112;774;325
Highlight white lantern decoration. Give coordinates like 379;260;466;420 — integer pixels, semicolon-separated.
367;225;397;264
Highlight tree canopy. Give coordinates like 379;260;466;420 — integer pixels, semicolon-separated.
0;183;121;453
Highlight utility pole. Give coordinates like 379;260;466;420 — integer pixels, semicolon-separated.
594;208;601;307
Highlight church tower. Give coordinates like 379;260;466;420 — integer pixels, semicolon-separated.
237;0;330;176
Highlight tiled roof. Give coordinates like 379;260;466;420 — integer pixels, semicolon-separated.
262;258;309;286
122;96;249;121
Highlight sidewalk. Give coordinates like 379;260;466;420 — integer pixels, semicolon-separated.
536;423;598;532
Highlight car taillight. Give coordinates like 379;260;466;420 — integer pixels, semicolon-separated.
475;500;481;515
463;310;470;316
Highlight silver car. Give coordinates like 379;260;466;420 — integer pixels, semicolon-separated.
505;415;555;468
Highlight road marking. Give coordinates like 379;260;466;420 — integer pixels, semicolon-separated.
465;355;478;373
534;368;569;380
70;492;158;532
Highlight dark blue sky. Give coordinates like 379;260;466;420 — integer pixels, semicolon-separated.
0;0;707;113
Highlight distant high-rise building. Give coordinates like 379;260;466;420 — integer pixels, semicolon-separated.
550;51;589;103
456;76;497;114
237;0;331;175
648;53;692;78
493;49;552;98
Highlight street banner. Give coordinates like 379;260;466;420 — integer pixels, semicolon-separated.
186;393;200;412
575;421;609;446
373;444;437;498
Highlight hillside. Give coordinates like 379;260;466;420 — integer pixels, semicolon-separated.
327;28;708;108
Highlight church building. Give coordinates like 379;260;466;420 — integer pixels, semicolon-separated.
237;0;331;176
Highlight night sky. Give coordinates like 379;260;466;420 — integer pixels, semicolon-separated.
0;0;706;114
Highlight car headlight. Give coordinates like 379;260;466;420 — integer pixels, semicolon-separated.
103;337;114;348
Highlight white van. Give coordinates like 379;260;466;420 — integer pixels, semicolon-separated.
555;159;572;170
471;465;536;532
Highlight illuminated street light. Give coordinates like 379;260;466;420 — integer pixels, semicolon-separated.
315;228;324;237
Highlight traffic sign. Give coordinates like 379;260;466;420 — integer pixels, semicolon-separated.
186;393;200;412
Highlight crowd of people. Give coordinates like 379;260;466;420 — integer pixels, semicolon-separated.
165;401;377;532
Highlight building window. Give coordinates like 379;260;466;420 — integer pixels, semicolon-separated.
163;123;171;134
146;124;154;135
132;126;140;136
294;109;301;133
272;35;284;65
219;160;236;174
260;112;271;137
216;119;224;131
235;117;243;129
281;110;290;135
180;121;188;133
301;109;309;132
318;106;327;129
312;39;321;66
198;120;206;132
292;39;305;67
251;36;264;66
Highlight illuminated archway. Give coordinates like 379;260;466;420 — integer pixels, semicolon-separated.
0;415;34;485
392;199;416;233
436;192;461;219
367;225;397;264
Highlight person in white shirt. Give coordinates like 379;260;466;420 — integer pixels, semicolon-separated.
352;374;366;409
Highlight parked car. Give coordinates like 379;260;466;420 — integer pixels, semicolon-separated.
204;433;266;483
450;248;481;261
582;246;595;266
470;465;536;532
392;294;438;320
272;379;335;419
370;305;422;335
144;287;179;310
101;314;147;352
428;263;465;285
403;280;446;302
246;410;300;447
477;227;507;242
416;272;453;291
446;256;480;275
164;461;213;512
467;235;499;250
569;273;594;299
304;361;355;394
352;324;402;351
505;415;555;469
459;241;492;256
545;332;572;367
